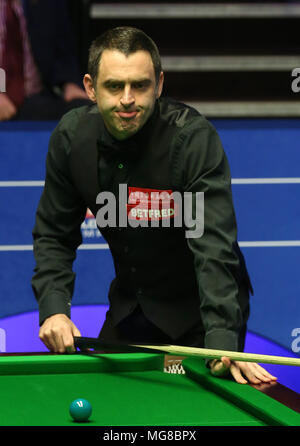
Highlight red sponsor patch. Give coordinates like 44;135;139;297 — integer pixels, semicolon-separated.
127;187;178;221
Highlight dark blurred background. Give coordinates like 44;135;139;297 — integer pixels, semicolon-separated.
66;0;300;118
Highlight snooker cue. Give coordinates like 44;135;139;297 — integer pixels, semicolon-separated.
73;337;300;366
132;344;300;367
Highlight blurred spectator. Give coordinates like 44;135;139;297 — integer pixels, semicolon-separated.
0;0;91;121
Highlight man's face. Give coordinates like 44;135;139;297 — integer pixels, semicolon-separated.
88;50;163;140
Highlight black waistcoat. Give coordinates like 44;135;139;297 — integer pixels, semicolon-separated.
68;101;206;339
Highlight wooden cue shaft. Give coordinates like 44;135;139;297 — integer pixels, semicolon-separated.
131;344;300;366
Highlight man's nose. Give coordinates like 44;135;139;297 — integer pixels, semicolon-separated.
120;86;135;107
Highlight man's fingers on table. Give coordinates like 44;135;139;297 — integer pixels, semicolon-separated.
236;362;277;383
251;363;277;381
215;356;249;384
232;362;262;384
229;361;278;385
229;362;248;384
210;357;278;385
211;358;256;384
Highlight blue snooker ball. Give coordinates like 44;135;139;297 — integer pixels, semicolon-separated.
69;398;92;422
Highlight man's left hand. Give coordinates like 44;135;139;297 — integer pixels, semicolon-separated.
209;356;277;384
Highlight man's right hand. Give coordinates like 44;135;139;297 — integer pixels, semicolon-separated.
0;94;17;121
39;314;81;353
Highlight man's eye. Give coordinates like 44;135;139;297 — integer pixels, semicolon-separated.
134;83;147;89
109;84;122;91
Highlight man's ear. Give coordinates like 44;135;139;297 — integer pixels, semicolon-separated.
83;74;97;102
156;71;164;99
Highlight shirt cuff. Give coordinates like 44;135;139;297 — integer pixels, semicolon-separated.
204;329;239;367
38;292;71;326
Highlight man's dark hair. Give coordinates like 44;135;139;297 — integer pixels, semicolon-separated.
88;27;162;86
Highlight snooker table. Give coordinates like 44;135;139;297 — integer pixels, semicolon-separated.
0;352;300;427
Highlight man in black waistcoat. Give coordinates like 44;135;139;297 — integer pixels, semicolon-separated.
32;27;276;384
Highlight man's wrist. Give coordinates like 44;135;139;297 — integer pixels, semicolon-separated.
38;292;71;326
